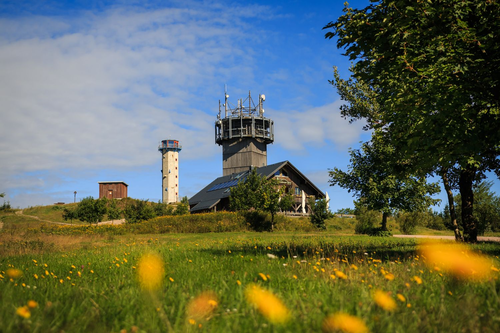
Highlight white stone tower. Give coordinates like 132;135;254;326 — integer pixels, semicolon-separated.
158;139;182;203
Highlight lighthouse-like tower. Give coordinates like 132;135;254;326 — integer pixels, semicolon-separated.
158;139;182;203
215;91;274;176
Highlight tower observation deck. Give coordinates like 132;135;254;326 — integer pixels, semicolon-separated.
215;91;274;176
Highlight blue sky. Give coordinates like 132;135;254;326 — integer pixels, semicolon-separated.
1;0;498;212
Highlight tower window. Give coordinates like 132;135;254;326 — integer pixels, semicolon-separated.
295;187;300;195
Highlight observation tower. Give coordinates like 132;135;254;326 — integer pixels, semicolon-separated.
158;139;182;203
215;91;274;176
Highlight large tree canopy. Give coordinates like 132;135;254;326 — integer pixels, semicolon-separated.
325;0;500;242
330;135;440;231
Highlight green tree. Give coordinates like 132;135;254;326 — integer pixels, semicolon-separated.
154;201;174;217
329;137;440;231
230;169;267;212
107;199;122;220
261;178;284;231
309;198;331;230
76;197;107;224
278;193;294;213
335;208;356;215
451;181;500;235
325;0;500;242
62;207;77;223
174;196;190;216
124;199;155;224
230;168;287;231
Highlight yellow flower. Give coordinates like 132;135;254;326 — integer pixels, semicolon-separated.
186;291;218;321
418;241;493;281
258;273;268;281
27;300;38;309
6;268;22;279
412;276;422;285
350;264;358;270
396;294;406;302
137;253;165;291
373;290;397;311
322;312;369;333
16;306;31;319
384;273;395;281
244;284;290;324
335;271;348;280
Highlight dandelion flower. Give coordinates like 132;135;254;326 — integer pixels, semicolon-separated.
244;284;290;324
27;300;38;309
335;271;348;280
258;273;268;281
412;276;422;284
396;294;406;302
373;290;397;311
6;268;22;279
137;253;165;291
418;241;493;281
186;291;218;321
384;273;395;281
322;312;369;333
16;306;31;319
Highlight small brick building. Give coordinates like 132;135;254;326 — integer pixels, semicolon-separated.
98;181;128;200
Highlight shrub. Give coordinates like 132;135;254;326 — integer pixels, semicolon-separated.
354;209;380;235
309;198;331;230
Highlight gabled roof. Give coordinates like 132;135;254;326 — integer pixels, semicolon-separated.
189;161;325;212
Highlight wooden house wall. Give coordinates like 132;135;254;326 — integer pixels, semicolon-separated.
99;183;128;199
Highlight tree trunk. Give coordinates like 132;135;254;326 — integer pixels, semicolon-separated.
441;170;463;242
459;166;478;243
381;212;388;231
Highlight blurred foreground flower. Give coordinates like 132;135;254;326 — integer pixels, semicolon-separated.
27;300;38;309
418;241;493;281
245;284;290;324
322;312;369;333
186;291;218;322
7;268;23;279
16;306;31;319
373;290;397;311
137;253;165;291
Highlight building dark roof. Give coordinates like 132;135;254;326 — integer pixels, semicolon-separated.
188;160;324;212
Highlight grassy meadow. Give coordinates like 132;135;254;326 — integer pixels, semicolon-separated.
1;208;500;332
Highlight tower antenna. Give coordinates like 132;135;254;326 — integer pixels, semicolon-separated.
214;89;274;176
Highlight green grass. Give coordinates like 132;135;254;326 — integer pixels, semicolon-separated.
1;232;500;332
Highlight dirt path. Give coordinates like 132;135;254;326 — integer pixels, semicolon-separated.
0;210;126;229
394;234;500;243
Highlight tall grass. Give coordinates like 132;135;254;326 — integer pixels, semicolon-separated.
1;233;499;332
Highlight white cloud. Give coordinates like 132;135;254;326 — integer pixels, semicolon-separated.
0;3;267;191
271;100;366;151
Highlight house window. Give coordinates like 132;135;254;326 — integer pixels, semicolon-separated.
295;187;300;195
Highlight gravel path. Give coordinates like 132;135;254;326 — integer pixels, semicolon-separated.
394;234;500;242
